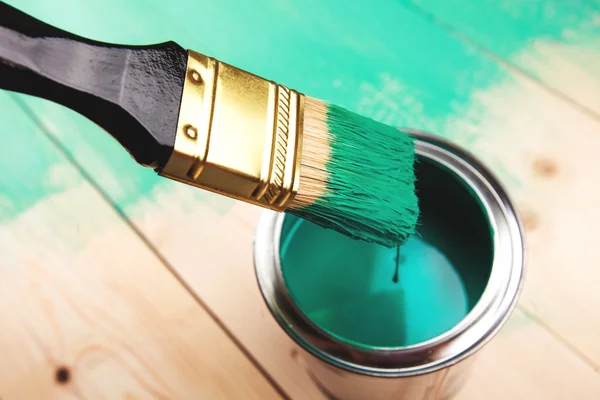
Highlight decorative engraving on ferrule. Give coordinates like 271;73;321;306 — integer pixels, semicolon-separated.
264;85;291;204
160;49;303;212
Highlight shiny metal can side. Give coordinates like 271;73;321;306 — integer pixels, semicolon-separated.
253;130;525;400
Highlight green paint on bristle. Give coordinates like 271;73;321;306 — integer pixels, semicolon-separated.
292;104;419;248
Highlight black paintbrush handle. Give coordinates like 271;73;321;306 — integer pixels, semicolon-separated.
0;1;188;169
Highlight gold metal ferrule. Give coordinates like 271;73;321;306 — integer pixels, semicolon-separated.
160;50;304;210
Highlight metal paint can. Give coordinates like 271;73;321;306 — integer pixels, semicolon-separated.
253;130;525;400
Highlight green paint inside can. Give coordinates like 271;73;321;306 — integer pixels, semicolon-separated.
280;157;494;348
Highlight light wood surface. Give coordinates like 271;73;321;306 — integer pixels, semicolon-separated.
0;94;283;399
2;0;600;399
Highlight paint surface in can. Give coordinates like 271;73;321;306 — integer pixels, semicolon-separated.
279;158;494;349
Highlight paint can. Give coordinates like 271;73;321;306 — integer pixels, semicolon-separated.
253;130;525;400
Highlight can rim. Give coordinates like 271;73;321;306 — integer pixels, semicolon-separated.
253;130;526;377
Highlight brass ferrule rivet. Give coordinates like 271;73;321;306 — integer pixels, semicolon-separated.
190;70;202;84
184;125;198;139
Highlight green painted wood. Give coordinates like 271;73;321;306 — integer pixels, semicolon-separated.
404;0;600;115
0;92;83;221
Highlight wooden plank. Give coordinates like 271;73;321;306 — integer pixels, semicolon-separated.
403;0;600;115
0;93;282;399
130;200;600;400
458;309;600;400
5;0;600;398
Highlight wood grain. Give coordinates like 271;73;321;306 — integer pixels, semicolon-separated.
0;93;282;399
459;309;600;400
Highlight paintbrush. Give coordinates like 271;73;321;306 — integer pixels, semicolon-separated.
0;1;419;247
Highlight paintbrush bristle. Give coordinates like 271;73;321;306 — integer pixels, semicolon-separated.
288;97;419;248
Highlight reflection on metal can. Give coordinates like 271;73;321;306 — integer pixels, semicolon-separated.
254;130;525;400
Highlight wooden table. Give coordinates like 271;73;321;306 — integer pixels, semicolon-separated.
1;1;599;398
